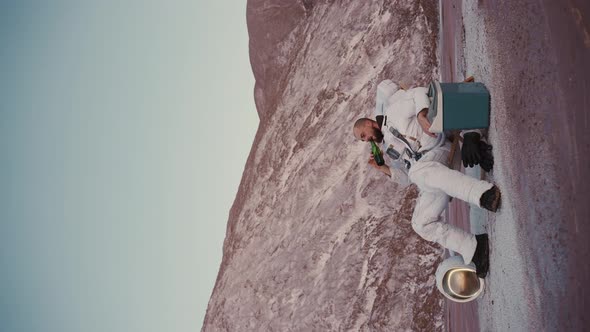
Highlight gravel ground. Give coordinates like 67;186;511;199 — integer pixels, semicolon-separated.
442;0;590;331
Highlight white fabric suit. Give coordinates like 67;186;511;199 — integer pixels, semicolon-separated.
375;80;493;264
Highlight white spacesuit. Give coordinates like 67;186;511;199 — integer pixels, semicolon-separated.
375;80;494;264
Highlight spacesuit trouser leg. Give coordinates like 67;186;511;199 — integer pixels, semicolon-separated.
409;159;494;208
411;190;478;264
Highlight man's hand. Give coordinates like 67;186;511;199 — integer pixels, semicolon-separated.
368;155;391;177
417;109;436;137
368;154;381;170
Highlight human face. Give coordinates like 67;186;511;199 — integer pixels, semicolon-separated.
354;120;384;143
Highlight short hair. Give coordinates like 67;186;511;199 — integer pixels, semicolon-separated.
353;117;372;130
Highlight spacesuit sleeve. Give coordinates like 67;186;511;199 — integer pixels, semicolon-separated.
374;80;400;118
388;161;411;188
411;87;431;116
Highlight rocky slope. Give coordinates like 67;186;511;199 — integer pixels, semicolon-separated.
203;1;443;330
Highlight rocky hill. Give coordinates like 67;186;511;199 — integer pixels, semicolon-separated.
203;1;443;330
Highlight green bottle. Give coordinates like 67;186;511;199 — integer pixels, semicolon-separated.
370;140;385;166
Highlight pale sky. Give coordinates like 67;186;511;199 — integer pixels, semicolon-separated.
0;1;258;331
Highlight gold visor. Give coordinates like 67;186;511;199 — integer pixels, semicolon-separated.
442;268;483;300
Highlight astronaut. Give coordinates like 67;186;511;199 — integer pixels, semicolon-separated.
352;80;500;277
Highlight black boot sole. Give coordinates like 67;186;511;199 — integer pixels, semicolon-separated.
474;234;489;278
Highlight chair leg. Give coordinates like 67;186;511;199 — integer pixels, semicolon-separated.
447;131;460;166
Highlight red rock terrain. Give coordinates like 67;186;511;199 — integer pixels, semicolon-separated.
203;1;444;331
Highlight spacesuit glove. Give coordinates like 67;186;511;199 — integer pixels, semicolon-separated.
478;141;494;172
462;132;482;168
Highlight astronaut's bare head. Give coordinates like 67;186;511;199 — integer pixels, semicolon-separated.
353;118;383;143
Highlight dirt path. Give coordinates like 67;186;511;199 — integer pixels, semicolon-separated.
440;1;480;331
